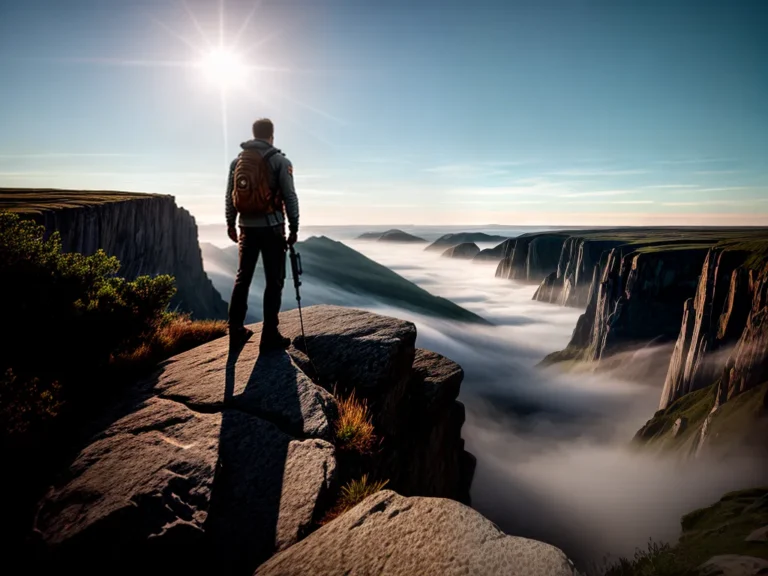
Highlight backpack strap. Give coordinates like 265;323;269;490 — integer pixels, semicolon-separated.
262;148;280;162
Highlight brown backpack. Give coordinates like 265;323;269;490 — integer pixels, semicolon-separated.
232;148;282;216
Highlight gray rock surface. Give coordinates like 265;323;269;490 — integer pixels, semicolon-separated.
256;490;578;576
153;335;338;441
33;306;476;574
698;555;768;575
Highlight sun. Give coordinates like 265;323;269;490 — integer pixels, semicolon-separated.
199;47;249;89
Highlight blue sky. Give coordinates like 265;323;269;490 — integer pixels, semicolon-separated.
1;0;767;225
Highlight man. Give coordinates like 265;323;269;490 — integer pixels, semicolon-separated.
225;118;299;349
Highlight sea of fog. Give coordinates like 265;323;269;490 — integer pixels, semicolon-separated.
202;224;768;568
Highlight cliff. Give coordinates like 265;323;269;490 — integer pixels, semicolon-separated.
495;232;569;283
544;246;709;364
533;237;625;307
425;232;508;252
33;307;501;574
474;238;513;263
660;246;768;408
2;188;227;320
442;241;480;259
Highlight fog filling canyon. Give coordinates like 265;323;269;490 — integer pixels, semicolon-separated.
205;228;768;566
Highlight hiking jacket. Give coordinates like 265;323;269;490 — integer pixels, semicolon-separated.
225;139;299;232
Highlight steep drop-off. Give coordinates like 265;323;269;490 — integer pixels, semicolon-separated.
31;307;580;576
495;232;569;283
3;188;227;319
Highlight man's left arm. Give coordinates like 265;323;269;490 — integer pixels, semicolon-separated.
280;158;299;244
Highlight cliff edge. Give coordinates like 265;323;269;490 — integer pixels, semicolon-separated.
1;188;227;320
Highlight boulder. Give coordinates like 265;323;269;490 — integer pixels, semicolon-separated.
441;242;480;260
255;490;578;576
33;306;474;574
698;555;768;575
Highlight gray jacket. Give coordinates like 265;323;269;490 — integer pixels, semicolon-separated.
225;139;299;232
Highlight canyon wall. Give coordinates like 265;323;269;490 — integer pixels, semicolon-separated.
14;192;227;320
660;249;768;409
495;233;568;283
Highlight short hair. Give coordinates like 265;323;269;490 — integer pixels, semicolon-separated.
252;118;274;140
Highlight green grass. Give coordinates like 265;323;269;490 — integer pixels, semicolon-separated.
600;487;768;576
634;381;768;455
0;188;166;215
633;385;717;451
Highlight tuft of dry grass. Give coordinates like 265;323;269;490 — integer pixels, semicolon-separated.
334;388;376;454
112;315;227;372
320;474;389;525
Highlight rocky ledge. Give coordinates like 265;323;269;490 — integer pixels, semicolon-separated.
30;306;575;575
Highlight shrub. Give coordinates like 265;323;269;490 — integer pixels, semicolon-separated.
601;539;692;576
334;388;376;454
0;211;176;380
321;474;389;524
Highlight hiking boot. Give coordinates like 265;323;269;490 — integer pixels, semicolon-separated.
229;326;254;347
260;329;291;351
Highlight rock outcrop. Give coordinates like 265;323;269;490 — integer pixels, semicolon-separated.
496;233;568;283
659;249;765;408
473;238;515;263
425;232;508;252
441;242;480;259
533;237;625;307
33;306;475;574
5;189;227;320
544;247;709;364
256;490;579;576
357;229;426;243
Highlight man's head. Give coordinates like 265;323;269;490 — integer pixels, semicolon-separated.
252;118;274;144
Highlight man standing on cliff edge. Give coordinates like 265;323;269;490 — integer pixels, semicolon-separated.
225;118;299;349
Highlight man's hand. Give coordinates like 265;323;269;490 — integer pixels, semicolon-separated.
287;230;298;247
228;226;238;244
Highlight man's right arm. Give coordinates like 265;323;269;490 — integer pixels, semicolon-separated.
225;158;238;229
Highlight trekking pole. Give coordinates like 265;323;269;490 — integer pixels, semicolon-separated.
289;246;320;382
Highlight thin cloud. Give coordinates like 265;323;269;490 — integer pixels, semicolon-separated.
655;158;734;165
694;170;742;175
0;153;138;159
644;184;699;189
558;190;638;198
547;169;648;177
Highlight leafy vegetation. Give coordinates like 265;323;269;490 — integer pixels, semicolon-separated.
334;388;377;454
0;210;224;441
321;474;389;525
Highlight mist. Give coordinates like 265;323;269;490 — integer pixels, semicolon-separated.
203;230;768;567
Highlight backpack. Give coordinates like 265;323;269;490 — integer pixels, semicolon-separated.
232;148;282;216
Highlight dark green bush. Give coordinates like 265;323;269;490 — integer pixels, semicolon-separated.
0;211;176;381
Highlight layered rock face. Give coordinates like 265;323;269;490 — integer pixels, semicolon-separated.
659;249;761;408
546;247;708;364
660;251;768;406
496;233;568;283
533;237;624;307
257;490;579;576
33;306;474;574
23;193;227;320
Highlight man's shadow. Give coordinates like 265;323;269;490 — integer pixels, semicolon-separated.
205;337;305;575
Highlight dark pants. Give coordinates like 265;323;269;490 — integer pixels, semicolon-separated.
228;226;286;332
